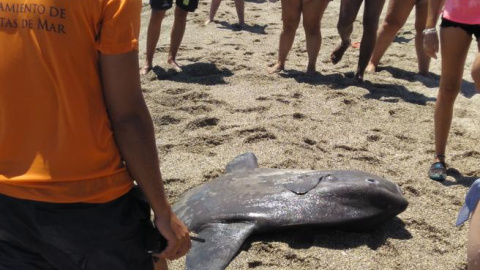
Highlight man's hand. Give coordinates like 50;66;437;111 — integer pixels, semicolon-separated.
154;210;191;260
423;29;439;59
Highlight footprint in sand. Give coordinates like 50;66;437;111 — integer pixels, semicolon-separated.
186;117;219;130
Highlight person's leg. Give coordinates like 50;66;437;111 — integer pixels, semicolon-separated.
468;201;480;269
142;9;167;75
234;0;245;27
433;27;472;165
0;240;58;270
472;42;480;91
204;0;222;25
268;0;302;73
366;0;415;72
330;0;363;65
168;7;189;72
355;0;385;81
414;0;430;75
301;0;330;74
0;195;78;270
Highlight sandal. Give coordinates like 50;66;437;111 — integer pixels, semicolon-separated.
428;161;447;182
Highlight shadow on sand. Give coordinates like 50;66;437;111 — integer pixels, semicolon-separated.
217;21;268;34
378;66;440;88
379;66;477;98
242;217;411;253
152;62;233;85
443;168;480;188
278;71;436;105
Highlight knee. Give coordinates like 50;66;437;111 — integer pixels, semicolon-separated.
438;85;460;102
363;19;380;32
283;20;300;34
336;21;351;33
383;18;403;32
303;24;320;37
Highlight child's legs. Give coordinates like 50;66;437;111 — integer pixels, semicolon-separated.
472;42;480;91
302;0;330;71
336;0;363;44
414;0;430;74
169;7;189;61
207;0;222;21
434;27;471;158
145;9;167;67
356;0;385;78
369;0;415;66
330;0;362;64
233;0;245;25
277;0;302;65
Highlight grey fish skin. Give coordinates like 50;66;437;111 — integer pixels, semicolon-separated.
173;152;408;270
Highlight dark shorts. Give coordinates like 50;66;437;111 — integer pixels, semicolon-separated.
441;17;480;41
150;0;198;12
0;188;154;270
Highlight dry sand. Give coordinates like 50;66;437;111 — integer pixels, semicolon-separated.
138;1;479;269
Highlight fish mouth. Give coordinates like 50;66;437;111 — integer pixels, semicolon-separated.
376;186;409;213
363;179;408;213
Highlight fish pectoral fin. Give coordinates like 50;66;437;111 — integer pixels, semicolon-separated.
284;174;322;195
186;222;256;270
225;152;259;173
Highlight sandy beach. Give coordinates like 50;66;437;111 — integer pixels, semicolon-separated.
138;1;479;269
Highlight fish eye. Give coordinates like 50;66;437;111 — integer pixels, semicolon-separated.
366;179;378;184
325;175;338;181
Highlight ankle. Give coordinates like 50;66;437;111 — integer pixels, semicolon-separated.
434;154;446;163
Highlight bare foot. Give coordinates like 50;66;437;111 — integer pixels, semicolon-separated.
233;23;245;30
330;41;350;65
204;19;213;26
353;73;364;83
167;59;183;72
418;70;430;77
366;62;377;73
140;64;153;75
268;63;284;74
306;64;316;76
232;23;245;31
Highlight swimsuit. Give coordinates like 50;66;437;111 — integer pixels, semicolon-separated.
150;0;199;11
441;0;480;40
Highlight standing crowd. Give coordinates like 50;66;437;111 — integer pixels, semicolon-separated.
1;0;480;269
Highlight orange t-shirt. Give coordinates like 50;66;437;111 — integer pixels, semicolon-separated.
0;0;141;203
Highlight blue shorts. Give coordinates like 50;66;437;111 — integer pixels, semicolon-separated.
150;0;198;12
441;17;480;41
0;188;154;270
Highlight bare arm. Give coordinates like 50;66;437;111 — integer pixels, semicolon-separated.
99;51;191;260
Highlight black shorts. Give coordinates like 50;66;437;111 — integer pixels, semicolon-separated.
0;188;154;270
150;0;198;12
441;17;480;41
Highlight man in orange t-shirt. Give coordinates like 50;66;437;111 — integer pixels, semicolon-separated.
0;0;190;268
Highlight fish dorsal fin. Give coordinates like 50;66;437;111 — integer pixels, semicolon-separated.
186;222;256;270
225;152;259;173
284;174;323;195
